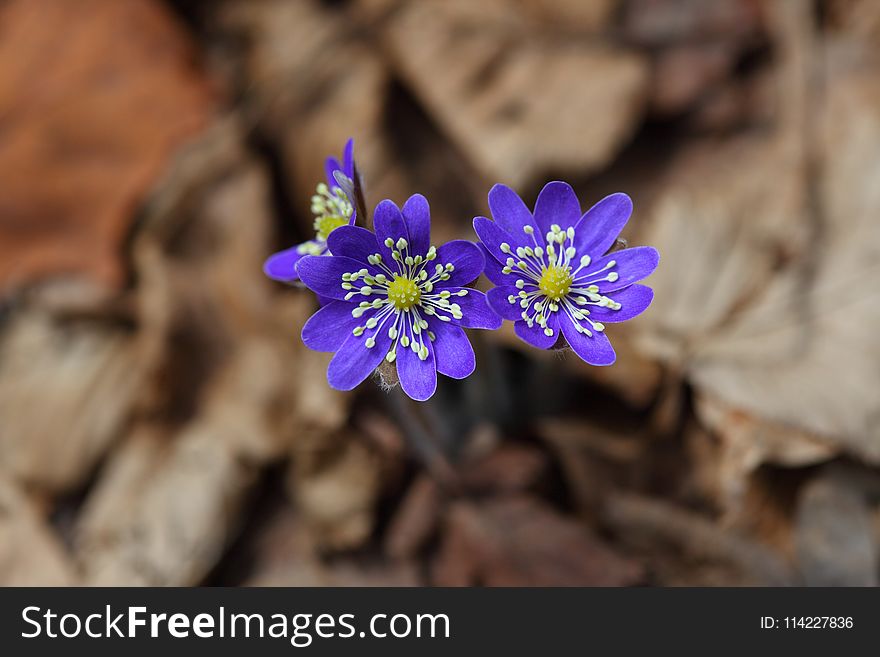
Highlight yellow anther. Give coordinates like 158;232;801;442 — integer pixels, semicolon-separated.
387;276;421;310
538;265;573;301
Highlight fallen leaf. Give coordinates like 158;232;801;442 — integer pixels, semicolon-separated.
374;0;648;187
432;496;643;586
0;476;77;585
0;310;144;492
383;475;442;560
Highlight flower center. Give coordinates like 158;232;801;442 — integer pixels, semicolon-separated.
386;275;421;310
538;265;573;300
311;182;353;241
314;214;349;241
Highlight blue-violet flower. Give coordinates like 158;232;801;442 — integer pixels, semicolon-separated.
474;182;659;365
263;138;357;282
296;194;501;401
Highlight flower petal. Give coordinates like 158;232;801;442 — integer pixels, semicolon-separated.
429;320;475;380
326;225;379;262
396;320;437;401
514;313;559;349
579;246;660;293
327;326;391;391
342;138;354;177
488;183;538;237
325;156;343;187
436;240;484;286
478;244;522;286
440;288;502;329
486;285;524;321
373;199;409;268
533;181;581;235
302;301;367;352
573;193;633;258
402;193;431;257
473;216;530;262
296;255;375;300
264;245;309;282
588;284;654;323
560;318;616;366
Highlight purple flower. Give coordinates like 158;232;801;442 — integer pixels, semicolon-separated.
296;194;501;401
474;182;658;366
263;138;357;283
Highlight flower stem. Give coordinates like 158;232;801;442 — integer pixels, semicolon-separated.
385;387;461;492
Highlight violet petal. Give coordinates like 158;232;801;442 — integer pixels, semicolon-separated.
533;181;581;235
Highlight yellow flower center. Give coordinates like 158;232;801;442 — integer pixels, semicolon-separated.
386;275;421;310
538;265;573;301
314;214;349;241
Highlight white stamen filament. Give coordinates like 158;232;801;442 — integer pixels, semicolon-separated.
501;223;623;337
341;235;470;362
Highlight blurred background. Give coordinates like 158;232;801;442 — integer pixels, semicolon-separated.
1;0;879;587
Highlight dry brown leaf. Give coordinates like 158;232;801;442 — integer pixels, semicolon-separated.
694;394;837;506
243;506;421;586
77;424;257;586
384;475;442;560
0;477;77;585
650;43;739;115
826;0;880;43
680;44;880;463
288;429;383;552
603;493;795;585
73;117;294;585
460;443;548;495
216;0;406;230
132;118;285;425
518;0;619;32
0;310;144;492
634;34;880;489
432;496;643;586
0;0;214;294
76;341;292;585
621;0;765;47
375;0;648;188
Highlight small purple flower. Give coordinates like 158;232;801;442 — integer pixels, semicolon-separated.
475;182;659;366
263;138;357;283
297;194;501;401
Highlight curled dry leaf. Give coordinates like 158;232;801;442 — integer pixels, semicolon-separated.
373;0;648;187
76;424;257;586
689;44;880;463
73;116;293;585
0;310;144;493
695;394;837;507
636;43;880;482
